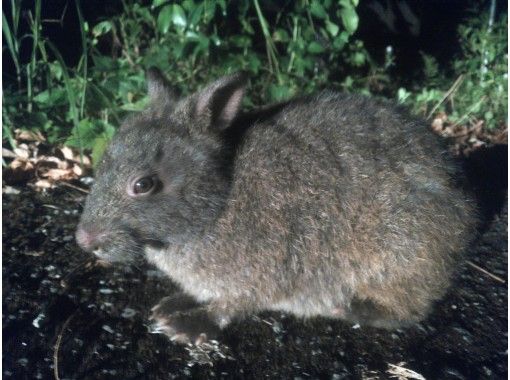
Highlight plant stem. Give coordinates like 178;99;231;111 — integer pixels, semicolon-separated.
45;41;83;158
427;74;464;120
75;0;88;119
480;0;496;85
253;0;282;82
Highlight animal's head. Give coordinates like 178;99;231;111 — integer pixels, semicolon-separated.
76;69;246;262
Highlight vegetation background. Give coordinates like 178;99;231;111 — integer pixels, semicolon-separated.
2;0;508;167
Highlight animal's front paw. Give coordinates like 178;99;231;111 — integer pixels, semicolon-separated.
151;293;201;315
149;305;220;345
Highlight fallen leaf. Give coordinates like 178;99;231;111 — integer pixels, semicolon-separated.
59;146;75;161
72;165;83;176
15;129;45;142
10;158;33;171
2;186;21;194
33;179;53;189
13;147;30;160
2;148;17;158
42;168;73;180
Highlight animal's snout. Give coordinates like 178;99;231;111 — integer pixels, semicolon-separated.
75;225;103;252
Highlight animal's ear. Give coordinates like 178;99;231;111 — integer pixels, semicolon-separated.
192;72;247;131
146;67;177;108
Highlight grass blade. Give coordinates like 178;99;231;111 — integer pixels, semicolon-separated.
44;40;83;158
74;0;88;119
2;12;21;88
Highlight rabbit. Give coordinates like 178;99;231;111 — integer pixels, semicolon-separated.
76;68;478;344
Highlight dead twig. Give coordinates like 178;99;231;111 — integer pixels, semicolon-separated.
42;204;61;210
59;181;90;194
53;313;77;380
387;362;426;380
467;260;506;284
427;74;464;120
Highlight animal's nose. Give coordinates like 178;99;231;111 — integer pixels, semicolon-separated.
75;226;101;252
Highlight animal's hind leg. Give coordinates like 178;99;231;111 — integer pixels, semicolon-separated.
346;297;414;328
346;278;441;328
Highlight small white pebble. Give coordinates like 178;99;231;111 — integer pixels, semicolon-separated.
121;308;137;318
80;177;94;185
3;186;20;194
32;313;45;328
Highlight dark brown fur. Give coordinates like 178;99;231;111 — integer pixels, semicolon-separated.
77;70;478;343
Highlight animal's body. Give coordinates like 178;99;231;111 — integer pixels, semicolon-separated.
77;70;477;343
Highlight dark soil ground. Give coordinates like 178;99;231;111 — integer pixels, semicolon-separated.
3;146;508;380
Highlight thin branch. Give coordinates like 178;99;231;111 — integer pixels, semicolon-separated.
59;181;90;194
427;74;464;120
53;313;77;380
467;260;506;284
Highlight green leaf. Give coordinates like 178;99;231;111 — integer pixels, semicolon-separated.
333;31;349;49
33;88;67;107
66;118;94;148
268;83;291;101
352;51;366;66
188;3;203;27
308;41;325;54
340;6;359;34
91;135;110;166
92;21;112;37
273;28;289;42
341;75;354;90
157;5;173;34
171;4;187;28
157;4;186;33
241;19;255;34
210;34;220;46
245;53;262;73
90;122;116;165
310;0;327;19
152;0;168;8
339;0;354;7
397;88;411;103
325;20;339;37
185;30;199;39
120;97;149;111
231;35;251;48
191;34;210;56
48;62;63;80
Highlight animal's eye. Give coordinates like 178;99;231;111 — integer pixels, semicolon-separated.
133;177;155;194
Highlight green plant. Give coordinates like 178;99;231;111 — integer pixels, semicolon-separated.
3;0;372;165
397;9;507;130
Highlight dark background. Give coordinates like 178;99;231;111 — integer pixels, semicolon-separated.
3;0;508;86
